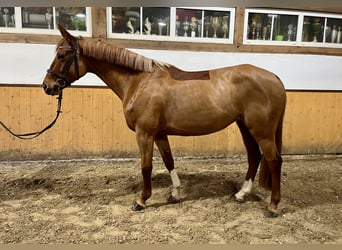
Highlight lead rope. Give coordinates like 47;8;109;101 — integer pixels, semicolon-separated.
0;91;63;140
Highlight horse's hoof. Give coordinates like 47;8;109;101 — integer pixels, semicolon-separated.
167;195;180;204
234;194;245;203
132;202;145;211
265;207;280;218
236;199;244;204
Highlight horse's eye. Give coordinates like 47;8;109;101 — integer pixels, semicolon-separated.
57;54;65;60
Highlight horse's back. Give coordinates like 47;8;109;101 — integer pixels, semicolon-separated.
215;64;284;90
214;64;286;108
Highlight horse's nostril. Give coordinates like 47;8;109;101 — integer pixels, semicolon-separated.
42;83;58;96
42;83;52;95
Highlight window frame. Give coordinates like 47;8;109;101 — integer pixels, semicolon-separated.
0;7;92;37
106;7;236;44
243;8;342;48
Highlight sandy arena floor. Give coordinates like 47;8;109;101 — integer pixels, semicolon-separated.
0;155;341;243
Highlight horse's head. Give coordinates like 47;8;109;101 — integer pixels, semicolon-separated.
42;25;86;95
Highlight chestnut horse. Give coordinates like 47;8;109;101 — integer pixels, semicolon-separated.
42;25;286;217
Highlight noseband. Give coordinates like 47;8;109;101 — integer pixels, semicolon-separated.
47;39;80;89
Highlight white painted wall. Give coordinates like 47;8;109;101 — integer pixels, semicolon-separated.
0;43;341;90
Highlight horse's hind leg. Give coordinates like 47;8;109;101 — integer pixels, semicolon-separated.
257;139;282;217
155;134;181;203
235;120;262;202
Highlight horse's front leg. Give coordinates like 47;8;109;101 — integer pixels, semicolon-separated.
132;129;155;211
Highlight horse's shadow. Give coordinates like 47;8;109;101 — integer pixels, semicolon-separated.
144;171;267;210
2;165;338;212
0;167;261;207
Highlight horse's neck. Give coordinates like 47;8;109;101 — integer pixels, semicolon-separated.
85;58;142;101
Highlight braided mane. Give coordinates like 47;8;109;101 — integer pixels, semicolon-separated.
80;38;164;72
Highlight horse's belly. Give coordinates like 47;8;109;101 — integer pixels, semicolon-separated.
165;112;236;136
162;78;239;136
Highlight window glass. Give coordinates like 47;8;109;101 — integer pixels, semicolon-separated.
302;16;324;42
247;12;298;41
111;7;170;36
20;7;87;31
112;7;141;34
302;16;342;44
109;7;235;43
0;7;91;35
143;7;170;36
175;8;232;39
56;7;87;31
203;10;231;39
325;17;342;43
175;8;202;37
22;7;54;29
0;7;15;28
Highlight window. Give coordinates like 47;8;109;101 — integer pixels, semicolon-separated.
246;11;298;42
244;9;342;48
107;7;235;44
302;15;342;45
110;7;170;36
0;7;92;36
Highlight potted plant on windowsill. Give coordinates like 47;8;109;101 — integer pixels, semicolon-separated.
274;15;284;41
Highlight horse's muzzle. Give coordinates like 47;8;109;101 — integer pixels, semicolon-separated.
42;83;60;96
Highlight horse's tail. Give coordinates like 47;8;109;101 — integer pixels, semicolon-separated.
259;93;285;190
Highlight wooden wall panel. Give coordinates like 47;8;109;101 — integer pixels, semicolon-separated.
283;91;342;154
30;88;42;153
0;87;10;152
8;88;21;152
61;89;73;153
0;86;341;160
71;88;83;153
102;90;115;152
92;88;103;153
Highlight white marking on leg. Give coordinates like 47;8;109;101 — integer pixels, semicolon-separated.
170;169;181;200
235;179;253;201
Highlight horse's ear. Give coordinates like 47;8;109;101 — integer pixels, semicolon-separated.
58;24;75;44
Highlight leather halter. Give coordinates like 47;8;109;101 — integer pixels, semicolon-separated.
47;39;80;89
